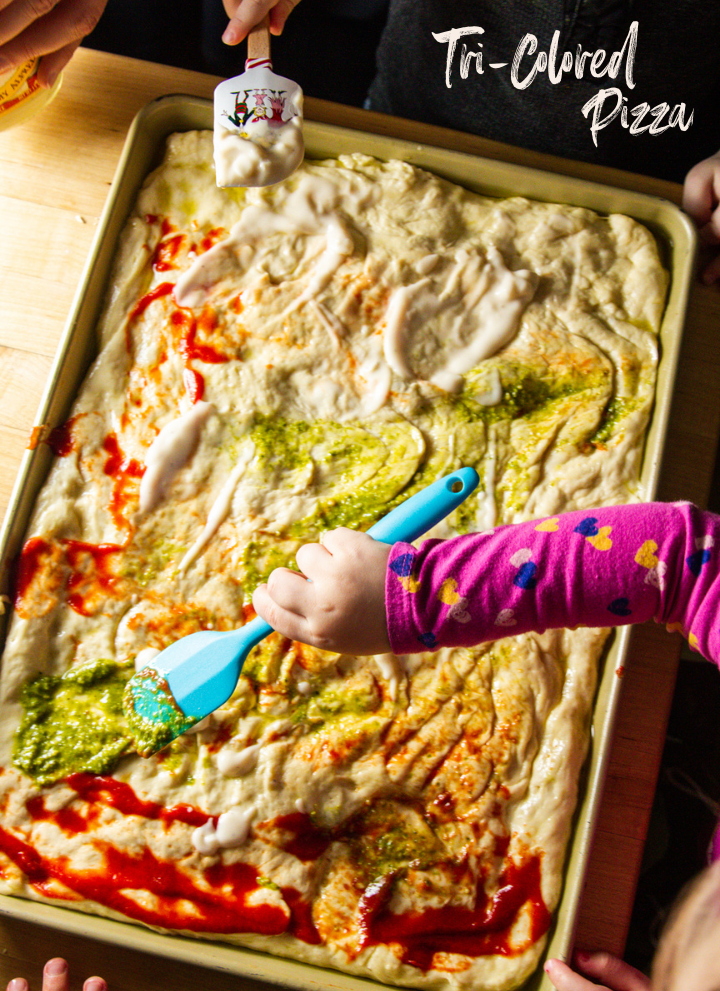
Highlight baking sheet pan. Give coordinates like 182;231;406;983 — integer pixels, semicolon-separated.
0;94;697;991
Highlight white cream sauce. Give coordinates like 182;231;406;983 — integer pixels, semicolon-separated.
179;442;255;573
191;804;255;853
214;117;304;189
383;247;536;393
213;67;304;189
472;367;503;406
216;742;263;777
139;402;215;514
373;653;404;700
174;174;352;311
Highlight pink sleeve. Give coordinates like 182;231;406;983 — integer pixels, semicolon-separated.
385;502;720;663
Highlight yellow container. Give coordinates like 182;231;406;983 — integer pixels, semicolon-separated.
0;57;61;130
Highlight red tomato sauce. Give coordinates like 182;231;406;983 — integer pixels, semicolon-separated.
174;307;232;365
13;537;53;606
101;433;144;529
63;541;125;616
359;855;551;966
1;774;547;962
152;234;186;272
1;775;319;938
46;414;83;457
128;282;175;323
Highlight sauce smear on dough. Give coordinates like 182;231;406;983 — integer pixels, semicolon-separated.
0;820;297;933
128;282;175;322
13;537;53;607
0;777;550;963
64;541;125;616
358;856;551;965
47;415;82;457
0;778;321;938
66;773;211;826
102;433;144;529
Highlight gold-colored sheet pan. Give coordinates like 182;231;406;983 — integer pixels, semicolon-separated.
0;95;697;991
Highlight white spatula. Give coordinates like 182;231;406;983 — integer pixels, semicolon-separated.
213;17;304;188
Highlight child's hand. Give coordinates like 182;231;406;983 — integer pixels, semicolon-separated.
7;958;106;991
252;528;391;655
683;151;720;285
222;0;302;46
544;953;650;991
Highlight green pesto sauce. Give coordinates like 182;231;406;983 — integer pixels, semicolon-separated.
249;413;418;536
241;366;614;585
590;396;637;445
13;659;133;786
241;537;301;597
346;800;442;883
293;680;379;724
242;634;287;685
122;539;185;586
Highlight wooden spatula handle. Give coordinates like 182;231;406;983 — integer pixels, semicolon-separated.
247;15;271;61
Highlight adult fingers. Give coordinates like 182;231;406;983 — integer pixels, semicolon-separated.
35;36;79;85
573;952;650;991
41;960;71;991
0;0;60;41
0;0;107;68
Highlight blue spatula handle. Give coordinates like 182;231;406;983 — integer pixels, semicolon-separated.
244;467;480;647
366;467;479;544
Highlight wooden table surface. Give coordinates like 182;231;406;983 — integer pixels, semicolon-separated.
0;45;719;991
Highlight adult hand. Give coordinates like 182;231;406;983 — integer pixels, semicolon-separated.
0;0;109;87
221;0;302;46
252;528;391;655
7;958;106;991
544;952;650;991
683;150;720;285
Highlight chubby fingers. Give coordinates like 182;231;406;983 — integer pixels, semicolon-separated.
253;566;316;638
6;960;107;991
251;534;352;642
572;952;650;991
544;954;650;991
222;0;301;46
36;959;70;991
544;959;603;991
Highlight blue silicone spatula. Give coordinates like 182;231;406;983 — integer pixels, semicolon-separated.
123;467;479;756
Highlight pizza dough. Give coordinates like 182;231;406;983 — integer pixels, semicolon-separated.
0;132;667;991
